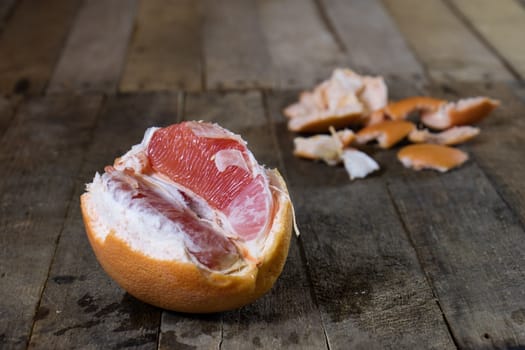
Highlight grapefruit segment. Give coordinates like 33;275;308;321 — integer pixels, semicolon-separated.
408;126;480;145
223;175;271;241
356;120;415;149
147;121;272;241
421;97;500;130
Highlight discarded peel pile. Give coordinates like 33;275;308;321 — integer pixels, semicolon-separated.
81;121;293;313
286;68;499;177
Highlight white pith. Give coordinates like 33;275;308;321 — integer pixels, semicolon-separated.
85;125;284;274
293;128;354;166
284;68;388;131
408;126;480;145
342;149;380;180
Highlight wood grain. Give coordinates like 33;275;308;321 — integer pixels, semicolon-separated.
0;0;17;31
267;90;455;349
382;0;513;82
428;82;525;228
120;0;202;92
0;0;81;95
158;92;328;350
0;95;18;137
203;0;274;89
257;0;346;89
386;159;525;349
0;96;101;349
28;93;180;349
448;0;525;80
320;0;424;80
47;0;138;94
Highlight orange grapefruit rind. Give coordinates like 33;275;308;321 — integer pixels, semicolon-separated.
397;144;468;172
367;96;446;126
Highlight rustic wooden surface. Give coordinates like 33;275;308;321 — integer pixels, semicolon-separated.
47;0;138;94
120;0;202;92
0;0;81;95
383;0;513;82
0;0;524;349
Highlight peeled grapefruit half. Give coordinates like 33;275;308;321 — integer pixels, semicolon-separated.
81;121;293;313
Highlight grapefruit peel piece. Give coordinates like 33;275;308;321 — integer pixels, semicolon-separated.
293;127;355;165
356;120;415;149
408;126;480;146
341;149;380;180
397;144;468;172
284;68;387;132
147;122;271;242
368;96;446;126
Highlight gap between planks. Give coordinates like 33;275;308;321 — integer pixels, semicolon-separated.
25;95;107;349
261;91;332;350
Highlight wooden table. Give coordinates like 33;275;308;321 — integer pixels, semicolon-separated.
1;0;525;349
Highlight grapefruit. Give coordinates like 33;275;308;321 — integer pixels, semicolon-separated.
81;121;293;313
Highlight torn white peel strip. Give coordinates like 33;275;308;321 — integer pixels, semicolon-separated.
342;149;380;180
270;184;300;237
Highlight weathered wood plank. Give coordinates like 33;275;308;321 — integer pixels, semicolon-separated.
428;82;525;228
28;93;180;349
0;0;17;31
320;0;424;80
382;0;513;82
511;81;525;103
0;95;18;137
48;0;138;94
120;0;201;92
0;0;81;95
0;96;101;349
386;159;525;349
267;90;455;349
257;0;346;89
159;92;327;349
448;0;525;80
159;312;221;350
381;81;525;349
203;0;274;89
